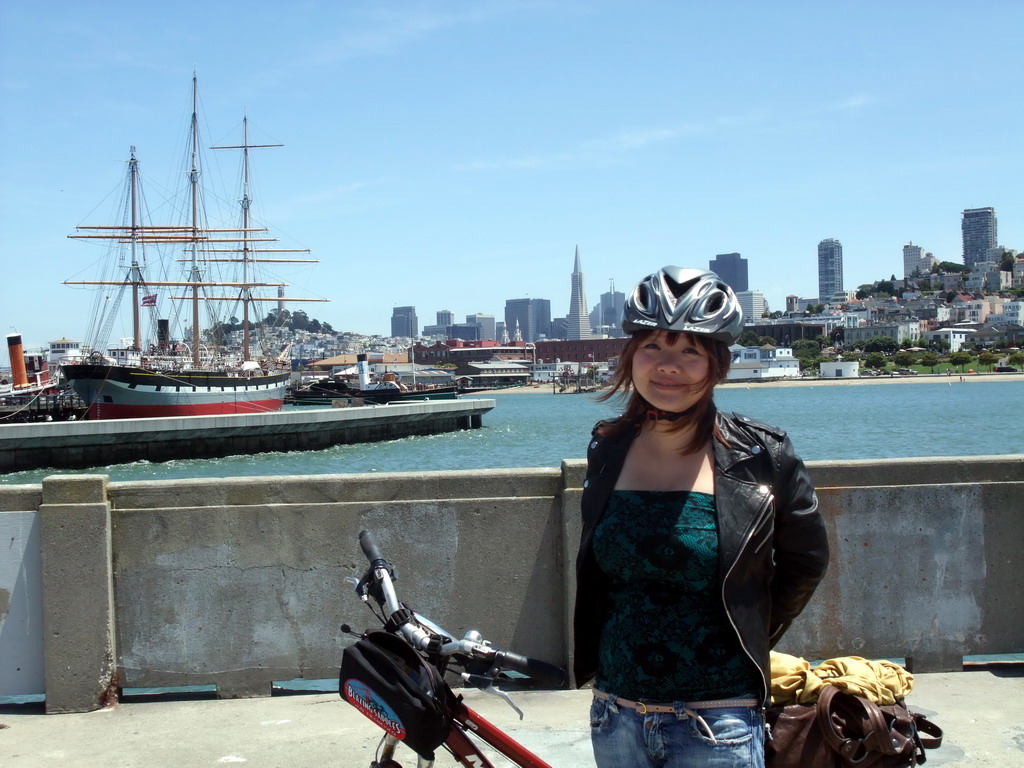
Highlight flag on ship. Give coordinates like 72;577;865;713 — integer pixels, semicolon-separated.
141;294;157;307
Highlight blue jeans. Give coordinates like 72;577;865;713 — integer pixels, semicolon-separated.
590;694;765;768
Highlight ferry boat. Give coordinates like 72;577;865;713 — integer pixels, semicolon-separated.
61;76;326;419
288;355;459;405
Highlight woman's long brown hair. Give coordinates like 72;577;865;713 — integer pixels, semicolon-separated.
597;330;733;454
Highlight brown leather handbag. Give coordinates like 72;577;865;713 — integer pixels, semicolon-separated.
766;685;943;767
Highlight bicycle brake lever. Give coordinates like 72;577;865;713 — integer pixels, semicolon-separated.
485;683;524;720
461;674;524;720
345;574;369;602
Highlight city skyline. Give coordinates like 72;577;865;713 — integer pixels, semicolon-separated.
2;2;1023;364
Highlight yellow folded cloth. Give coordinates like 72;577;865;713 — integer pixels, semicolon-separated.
769;652;914;706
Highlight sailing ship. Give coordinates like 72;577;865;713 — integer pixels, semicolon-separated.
62;77;326;419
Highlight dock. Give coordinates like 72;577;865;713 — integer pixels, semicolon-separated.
0;398;495;473
0;392;86;423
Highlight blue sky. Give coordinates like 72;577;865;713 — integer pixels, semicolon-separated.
2;0;1022;365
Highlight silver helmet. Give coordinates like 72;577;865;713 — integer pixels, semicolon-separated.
622;266;744;344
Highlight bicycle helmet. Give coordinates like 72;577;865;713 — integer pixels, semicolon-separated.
622;266;744;344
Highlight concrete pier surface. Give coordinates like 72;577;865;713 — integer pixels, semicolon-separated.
2;670;1021;767
0;399;495;472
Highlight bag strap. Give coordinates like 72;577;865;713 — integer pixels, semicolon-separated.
816;685;915;766
912;713;944;756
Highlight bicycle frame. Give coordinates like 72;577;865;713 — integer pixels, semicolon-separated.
375;696;553;768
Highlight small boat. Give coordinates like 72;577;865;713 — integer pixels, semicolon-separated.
61;76;326;420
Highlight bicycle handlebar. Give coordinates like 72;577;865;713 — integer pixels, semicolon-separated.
358;528;386;566
354;529;566;688
496;650;567;688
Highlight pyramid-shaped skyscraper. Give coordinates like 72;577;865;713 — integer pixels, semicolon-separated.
566;245;591;340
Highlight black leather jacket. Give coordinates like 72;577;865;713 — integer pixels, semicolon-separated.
573;409;829;705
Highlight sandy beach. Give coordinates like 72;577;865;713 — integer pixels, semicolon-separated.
479;371;1024;394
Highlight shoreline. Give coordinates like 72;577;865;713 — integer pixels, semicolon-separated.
477;371;1024;394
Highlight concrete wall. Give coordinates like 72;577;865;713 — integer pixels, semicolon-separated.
0;454;1021;713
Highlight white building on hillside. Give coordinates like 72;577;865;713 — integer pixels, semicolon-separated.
924;327;975;353
726;345;801;381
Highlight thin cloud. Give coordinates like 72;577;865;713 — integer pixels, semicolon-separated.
306;1;547;67
457;112;769;172
814;92;872;113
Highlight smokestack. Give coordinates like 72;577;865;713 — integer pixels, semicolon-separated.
357;353;370;390
157;319;170;349
6;334;28;388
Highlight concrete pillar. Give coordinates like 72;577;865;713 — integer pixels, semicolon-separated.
39;475;117;713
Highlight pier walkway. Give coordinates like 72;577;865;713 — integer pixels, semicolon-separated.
2;669;1022;767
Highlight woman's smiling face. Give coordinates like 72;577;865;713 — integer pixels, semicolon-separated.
630;331;712;414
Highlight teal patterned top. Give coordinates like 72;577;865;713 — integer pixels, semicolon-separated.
592;489;761;702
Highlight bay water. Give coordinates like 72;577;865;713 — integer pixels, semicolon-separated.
4;379;1023;485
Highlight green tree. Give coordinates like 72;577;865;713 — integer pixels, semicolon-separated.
920;352;939;372
863;336;898;354
977;351;998;371
935;261;971;276
791;339;820;359
865;352;886;369
949;351;972;372
892;351;914;368
738;330;762;347
289;310;310;331
1009;352;1024;368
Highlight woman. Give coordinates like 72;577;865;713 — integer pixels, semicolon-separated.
575;266;829;767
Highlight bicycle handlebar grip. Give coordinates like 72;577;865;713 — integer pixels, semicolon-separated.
500;651;567;688
358;529;386;565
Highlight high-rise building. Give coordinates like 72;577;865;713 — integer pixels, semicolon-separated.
503;298;551;343
962;207;997;267
817;239;844;302
466;313;496;341
589;281;626;337
566;246;591;340
550;317;569;340
709;253;749;292
448;323;482;341
902;242;936;278
390;306;418;338
736;290;766;322
436;310;455;327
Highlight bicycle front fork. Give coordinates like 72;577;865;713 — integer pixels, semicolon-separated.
370;734;435;768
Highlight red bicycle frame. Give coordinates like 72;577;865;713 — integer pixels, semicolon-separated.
374;695;553;768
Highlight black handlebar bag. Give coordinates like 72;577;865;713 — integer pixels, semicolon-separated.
340;630;451;759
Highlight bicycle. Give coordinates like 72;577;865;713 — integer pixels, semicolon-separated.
340;529;568;768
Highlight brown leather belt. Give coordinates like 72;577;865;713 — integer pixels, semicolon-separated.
593;689;760;715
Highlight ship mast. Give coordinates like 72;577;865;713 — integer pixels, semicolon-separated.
128;147;144;352
210;113;325;363
212;116;282;361
188;74;203;367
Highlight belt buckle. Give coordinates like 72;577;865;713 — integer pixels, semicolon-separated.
636;701;648;715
